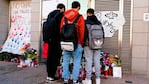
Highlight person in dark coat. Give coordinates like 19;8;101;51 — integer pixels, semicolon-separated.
45;3;65;82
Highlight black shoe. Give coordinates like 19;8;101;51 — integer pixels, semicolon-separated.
64;83;68;84
53;76;60;80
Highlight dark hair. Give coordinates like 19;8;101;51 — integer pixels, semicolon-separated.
72;1;80;8
87;8;94;14
57;3;65;10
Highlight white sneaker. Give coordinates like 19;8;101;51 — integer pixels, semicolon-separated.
96;78;101;84
82;80;86;84
73;82;79;84
46;77;54;81
73;81;80;84
82;79;91;84
64;80;68;84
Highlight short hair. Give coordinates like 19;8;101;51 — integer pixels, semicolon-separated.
57;3;65;10
72;1;80;8
87;8;94;14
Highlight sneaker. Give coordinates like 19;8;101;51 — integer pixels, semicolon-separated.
82;79;91;84
82;80;86;84
46;77;54;82
96;78;101;84
64;82;68;84
53;76;60;80
73;81;80;84
64;80;68;84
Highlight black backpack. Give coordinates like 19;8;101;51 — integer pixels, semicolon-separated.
42;11;60;42
61;15;81;50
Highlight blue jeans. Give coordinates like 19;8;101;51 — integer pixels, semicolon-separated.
62;44;83;81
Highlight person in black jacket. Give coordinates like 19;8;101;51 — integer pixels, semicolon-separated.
45;3;65;82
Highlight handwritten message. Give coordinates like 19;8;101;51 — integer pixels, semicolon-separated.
95;11;125;37
1;1;31;54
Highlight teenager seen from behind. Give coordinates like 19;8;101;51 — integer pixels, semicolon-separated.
82;8;104;84
60;1;85;84
45;3;65;82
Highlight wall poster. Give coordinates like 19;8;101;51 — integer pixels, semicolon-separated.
95;11;125;37
1;1;31;55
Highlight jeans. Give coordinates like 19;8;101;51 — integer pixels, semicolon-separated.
84;46;101;79
62;44;83;81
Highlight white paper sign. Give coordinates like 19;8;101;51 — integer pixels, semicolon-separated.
95;11;125;37
113;67;122;78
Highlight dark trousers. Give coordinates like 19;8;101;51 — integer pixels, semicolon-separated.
47;42;61;78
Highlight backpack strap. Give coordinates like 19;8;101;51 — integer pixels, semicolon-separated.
73;14;81;23
64;17;68;24
64;14;81;24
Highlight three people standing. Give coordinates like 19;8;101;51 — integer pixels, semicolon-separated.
43;1;103;84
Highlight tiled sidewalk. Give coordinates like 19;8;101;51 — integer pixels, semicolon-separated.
0;61;149;84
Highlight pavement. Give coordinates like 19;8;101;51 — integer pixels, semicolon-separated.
0;61;149;84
